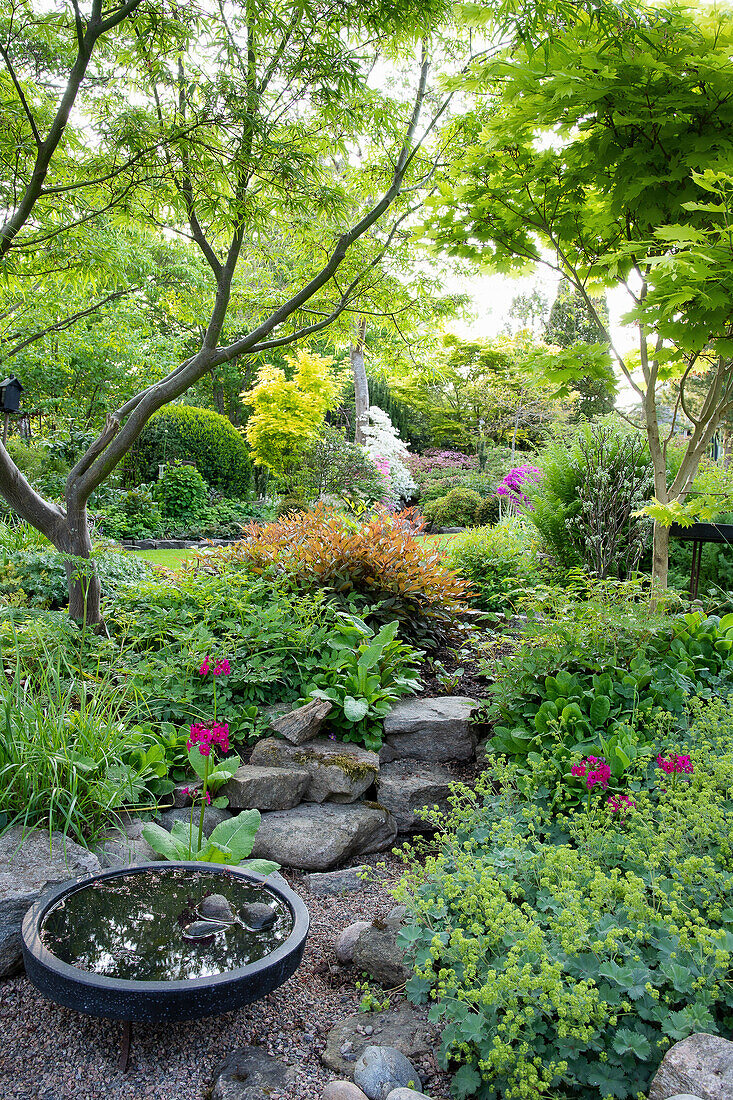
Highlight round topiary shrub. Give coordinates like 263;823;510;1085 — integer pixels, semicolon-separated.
424;487;482;528
276;495;308;518
475;493;500;526
124;406;254;497
154;463;209;527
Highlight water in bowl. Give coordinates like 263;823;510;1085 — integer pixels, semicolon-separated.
40;868;292;982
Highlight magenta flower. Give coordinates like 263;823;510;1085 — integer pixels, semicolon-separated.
608;794;635;814
496;465;542;511
213;659;231;677
571;756;611;790
187;722;229;756
199;657;211;676
656;753;693;776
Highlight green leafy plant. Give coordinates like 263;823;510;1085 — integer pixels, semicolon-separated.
448;519;544;613
395;712;733;1100
303;616;422;750
142;808;277;872
423;487;482;528
154;463;209;527
125;405;254;497
0;657;171;843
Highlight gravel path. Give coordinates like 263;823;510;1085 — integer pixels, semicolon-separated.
0;853;452;1100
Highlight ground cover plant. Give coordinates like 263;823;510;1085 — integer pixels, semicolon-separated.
396;697;733;1100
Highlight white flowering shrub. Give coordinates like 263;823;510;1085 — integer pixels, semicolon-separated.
362;406;417;505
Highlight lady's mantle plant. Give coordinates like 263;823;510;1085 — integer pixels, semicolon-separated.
143;657;277;872
395;705;733;1100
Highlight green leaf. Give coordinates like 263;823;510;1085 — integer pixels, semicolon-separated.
241;858;281;875
208;810;262;861
451;1064;483;1099
343;696;369;723
612;1027;651;1060
590;695;611;725
141;822;189;861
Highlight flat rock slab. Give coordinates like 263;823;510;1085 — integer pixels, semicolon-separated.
250;803;397;871
0;827;100;977
269;697;333;745
157;806;231;840
379;698;478;764
321;1004;437;1078
92;816;162;869
649;1033;733;1100
377;760;454;833
221;764;310;811
305;866;371;897
250;738;379;804
210;1045;297;1100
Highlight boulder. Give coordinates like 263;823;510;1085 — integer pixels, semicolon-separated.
250;738;379;804
269;697;333;745
172;781;200;808
220;765;310;811
379;698;478;763
351;907;409;987
210;1046;297;1100
376;760;454;833
250;803;397;871
306;866;371;897
0;827;100;977
321;1005;436;1078
648;1034;733;1100
335;921;372;965
156;805;231;841
354;1047;421;1100
92;816;162;868
322;1084;369;1100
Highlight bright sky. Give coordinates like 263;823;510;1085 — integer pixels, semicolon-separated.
445;266;642;408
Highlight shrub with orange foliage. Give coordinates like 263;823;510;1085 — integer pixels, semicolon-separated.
198;505;471;648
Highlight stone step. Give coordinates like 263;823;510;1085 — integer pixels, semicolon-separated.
379;697;478;763
376;760;454;833
220;764;310;811
250;738;379;804
250;802;397;870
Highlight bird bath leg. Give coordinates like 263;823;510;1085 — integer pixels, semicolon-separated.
119;1020;132;1073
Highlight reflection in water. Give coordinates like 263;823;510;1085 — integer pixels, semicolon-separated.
41;868;292;981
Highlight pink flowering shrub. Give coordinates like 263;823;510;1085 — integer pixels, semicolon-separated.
406;450;476;474
496;464;542;510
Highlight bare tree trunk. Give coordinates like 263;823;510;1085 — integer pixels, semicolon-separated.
64;498;101;625
212;378;226;416
652;521;670;598
351;317;369;445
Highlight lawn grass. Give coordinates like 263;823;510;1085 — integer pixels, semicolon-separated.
133;548;196;568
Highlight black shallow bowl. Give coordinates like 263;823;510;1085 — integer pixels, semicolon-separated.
21;862;309;1022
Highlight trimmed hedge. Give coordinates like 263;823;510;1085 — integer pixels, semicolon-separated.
124;406;254;497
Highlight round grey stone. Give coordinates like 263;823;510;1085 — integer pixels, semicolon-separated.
335;921;371;964
385;1090;432;1100
321;1083;370;1100
353;1046;422;1100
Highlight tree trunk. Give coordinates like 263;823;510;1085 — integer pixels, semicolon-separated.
63;502;101;626
351;317;369;445
651;521;670;601
212;378;226;416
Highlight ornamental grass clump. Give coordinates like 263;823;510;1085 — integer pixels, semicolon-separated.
395;703;733;1100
